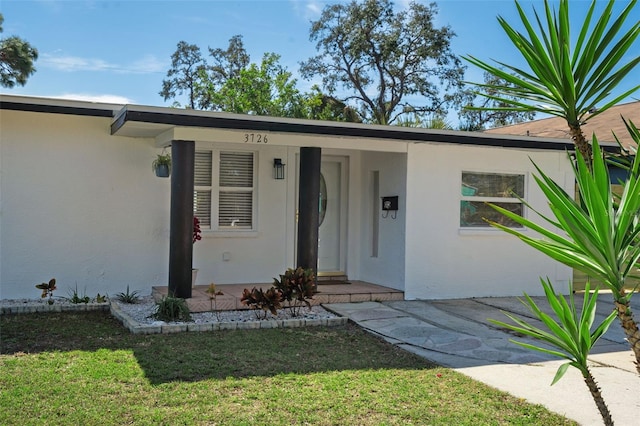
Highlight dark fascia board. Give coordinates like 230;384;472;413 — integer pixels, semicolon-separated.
1;100;114;118
112;107;584;151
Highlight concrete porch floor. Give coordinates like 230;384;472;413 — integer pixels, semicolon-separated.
152;281;404;313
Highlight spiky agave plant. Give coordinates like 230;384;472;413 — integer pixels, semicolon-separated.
488;135;640;373
490;279;617;425
464;0;640;164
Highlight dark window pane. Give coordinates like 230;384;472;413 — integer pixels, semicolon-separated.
460;201;524;228
461;172;524;198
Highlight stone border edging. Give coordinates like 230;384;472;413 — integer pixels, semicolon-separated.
109;302;348;334
2;300;348;333
1;302;110;314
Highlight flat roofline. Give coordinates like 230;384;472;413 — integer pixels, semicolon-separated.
2;93;619;152
112;104;581;151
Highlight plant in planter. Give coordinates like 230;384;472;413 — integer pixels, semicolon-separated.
35;278;57;305
152;152;171;177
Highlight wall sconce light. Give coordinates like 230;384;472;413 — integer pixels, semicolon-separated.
273;158;286;180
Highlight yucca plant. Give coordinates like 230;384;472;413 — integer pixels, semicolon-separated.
463;0;640;163
490;279;617;425
488;136;640;373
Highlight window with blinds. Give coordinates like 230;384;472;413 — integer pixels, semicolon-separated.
219;152;254;228
194;150;255;231
194;151;212;227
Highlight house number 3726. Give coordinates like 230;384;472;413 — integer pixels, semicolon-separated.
243;133;268;143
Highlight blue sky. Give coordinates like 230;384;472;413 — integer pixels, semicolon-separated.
1;0;638;119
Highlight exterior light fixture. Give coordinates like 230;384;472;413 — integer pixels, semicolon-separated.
273;158;285;180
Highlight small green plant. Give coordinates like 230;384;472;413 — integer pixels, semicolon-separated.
241;287;283;319
152;152;171;176
153;296;192;322
66;284;90;304
115;285;140;304
273;267;315;316
206;283;223;320
94;293;108;303
489;279;617;425
35;278;57;305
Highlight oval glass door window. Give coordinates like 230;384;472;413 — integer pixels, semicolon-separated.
319;173;327;226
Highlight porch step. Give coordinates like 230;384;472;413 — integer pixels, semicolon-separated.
317;275;350;285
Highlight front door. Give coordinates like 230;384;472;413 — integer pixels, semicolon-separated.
317;157;348;275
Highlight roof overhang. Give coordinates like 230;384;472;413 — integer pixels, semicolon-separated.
111;104;582;151
2;94;617;152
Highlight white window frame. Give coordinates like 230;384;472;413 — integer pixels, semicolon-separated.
460;171;526;229
194;148;258;235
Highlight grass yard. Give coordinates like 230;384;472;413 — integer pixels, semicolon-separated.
0;311;576;425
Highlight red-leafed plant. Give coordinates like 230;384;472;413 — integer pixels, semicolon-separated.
240;287;283;319
193;216;202;243
35;278;57;305
273;267;315;317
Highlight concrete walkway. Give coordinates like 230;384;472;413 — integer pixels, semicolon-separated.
325;296;640;425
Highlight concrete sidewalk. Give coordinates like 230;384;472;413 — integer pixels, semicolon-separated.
325;297;640;425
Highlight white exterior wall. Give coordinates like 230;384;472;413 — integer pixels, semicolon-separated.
358;151;407;289
0;109;376;298
1;103;575;301
0;110;171;299
404;142;573;299
193;141;293;285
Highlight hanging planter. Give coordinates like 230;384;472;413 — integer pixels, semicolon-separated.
152;151;171;178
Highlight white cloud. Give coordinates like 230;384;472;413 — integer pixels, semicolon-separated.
40;53;166;74
290;0;324;20
129;54;166;74
41;54;114;72
305;1;323;18
51;93;134;104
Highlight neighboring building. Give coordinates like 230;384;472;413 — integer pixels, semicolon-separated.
1;94;579;300
485;100;640;151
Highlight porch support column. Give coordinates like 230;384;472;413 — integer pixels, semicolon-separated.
297;147;321;284
168;140;195;299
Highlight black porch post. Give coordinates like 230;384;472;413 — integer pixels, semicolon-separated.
168;140;195;299
297;147;321;282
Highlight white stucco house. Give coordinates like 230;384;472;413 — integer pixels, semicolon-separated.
0;94;579;301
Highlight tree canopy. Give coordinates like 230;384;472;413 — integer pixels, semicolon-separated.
0;14;38;88
160;36;361;121
299;0;465;125
459;72;536;131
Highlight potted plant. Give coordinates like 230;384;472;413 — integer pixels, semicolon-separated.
192;216;202;287
152;152;171;177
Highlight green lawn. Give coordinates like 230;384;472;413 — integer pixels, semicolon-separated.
0;311;576;425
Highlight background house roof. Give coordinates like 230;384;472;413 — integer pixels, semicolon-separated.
484;101;639;151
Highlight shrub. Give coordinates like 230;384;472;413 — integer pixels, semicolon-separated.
115;285;140;304
240;287;283;319
35;278;57;305
273;267;315;316
153;297;192;322
66;284;90;304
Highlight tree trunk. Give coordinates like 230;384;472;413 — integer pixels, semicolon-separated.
583;368;614;425
568;124;592;163
615;298;640;374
